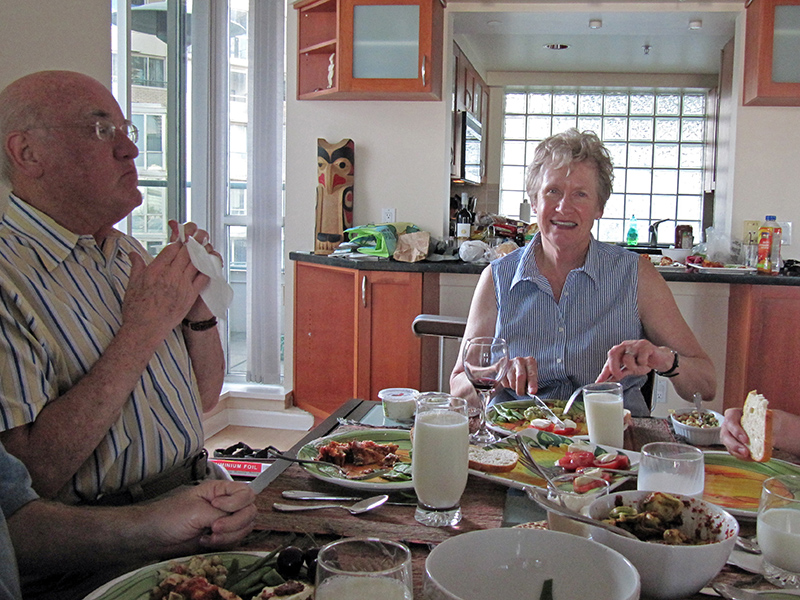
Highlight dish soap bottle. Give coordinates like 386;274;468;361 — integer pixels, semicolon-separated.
626;215;639;246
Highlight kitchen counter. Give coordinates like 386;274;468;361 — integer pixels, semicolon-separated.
289;251;800;285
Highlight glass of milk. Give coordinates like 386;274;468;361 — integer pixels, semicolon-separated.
582;382;625;448
637;442;705;498
315;537;412;600
413;394;470;527
758;475;800;588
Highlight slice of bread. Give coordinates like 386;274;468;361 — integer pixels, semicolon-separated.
741;390;773;462
468;445;519;473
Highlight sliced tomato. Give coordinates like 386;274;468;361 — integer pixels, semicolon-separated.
573;475;608;494
592;452;630;471
556;450;596;471
552;425;576;436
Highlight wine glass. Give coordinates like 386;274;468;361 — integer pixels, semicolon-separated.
462;336;509;445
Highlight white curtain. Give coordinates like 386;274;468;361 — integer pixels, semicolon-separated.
246;0;285;383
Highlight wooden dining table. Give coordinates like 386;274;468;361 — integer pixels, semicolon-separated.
235;399;789;599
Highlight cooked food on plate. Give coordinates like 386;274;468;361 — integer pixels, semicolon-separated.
600;491;715;545
315;439;399;476
741;390;772;462
490;399;586;435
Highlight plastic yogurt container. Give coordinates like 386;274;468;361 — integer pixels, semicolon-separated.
379;388;418;422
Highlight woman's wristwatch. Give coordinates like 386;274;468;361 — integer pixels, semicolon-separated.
655;349;679;378
181;316;218;331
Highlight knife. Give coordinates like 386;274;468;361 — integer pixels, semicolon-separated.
711;583;763;600
531;395;567;429
282;490;416;505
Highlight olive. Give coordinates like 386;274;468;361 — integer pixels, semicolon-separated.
303;547;319;572
276;546;305;579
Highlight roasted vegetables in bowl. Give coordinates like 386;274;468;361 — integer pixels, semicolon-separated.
587;490;738;600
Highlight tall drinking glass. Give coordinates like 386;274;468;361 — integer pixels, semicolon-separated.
582;382;625;448
758;475;800;588
413;394;470;527
637;442;705;498
462;336;509;445
315;537;412;599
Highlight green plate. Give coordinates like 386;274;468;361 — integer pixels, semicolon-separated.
297;428;413;491
486;399;589;436
703;451;800;518
83;552;267;600
468;429;638;491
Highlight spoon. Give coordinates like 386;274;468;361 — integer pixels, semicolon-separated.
735;535;761;554
272;494;389;514
527;488;639;540
711;582;762;600
693;392;704;413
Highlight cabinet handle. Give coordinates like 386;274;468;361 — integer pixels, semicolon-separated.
421;55;427;87
361;275;367;307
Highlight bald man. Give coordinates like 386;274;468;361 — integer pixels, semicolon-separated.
0;70;226;505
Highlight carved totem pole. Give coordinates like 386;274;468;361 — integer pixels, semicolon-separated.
315;138;354;255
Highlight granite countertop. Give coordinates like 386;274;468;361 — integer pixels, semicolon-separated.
289;251;800;285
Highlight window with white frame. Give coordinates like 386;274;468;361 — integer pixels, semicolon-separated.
500;88;709;246
112;0;285;385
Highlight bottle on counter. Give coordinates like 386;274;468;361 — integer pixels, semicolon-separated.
456;192;473;246
626;215;639;246
519;197;531;222
756;215;782;275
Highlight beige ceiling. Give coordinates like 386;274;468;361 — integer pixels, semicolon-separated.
451;2;742;75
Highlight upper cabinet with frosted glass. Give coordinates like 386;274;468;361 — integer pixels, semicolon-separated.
744;0;800;105
295;0;444;100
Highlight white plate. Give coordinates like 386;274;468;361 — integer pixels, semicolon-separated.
654;265;686;273
296;429;414;491
468;429;640;491
695;265;757;274
83;552;268;599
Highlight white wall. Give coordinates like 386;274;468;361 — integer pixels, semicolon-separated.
0;0;111;201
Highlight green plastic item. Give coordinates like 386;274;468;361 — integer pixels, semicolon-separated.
626;215;638;246
345;222;419;257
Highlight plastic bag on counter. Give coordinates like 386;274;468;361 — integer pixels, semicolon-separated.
459;240;491;263
345;222;419;257
704;227;737;264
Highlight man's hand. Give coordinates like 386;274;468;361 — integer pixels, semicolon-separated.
168;219;222;322
147;480;257;553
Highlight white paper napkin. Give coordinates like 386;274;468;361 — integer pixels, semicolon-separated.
178;224;234;319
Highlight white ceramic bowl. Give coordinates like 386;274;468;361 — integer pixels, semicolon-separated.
660;247;692;263
587;490;739;600
424;528;640;600
670;408;724;446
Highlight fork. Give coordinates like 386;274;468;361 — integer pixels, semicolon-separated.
263;447;391;480
506;435;561;487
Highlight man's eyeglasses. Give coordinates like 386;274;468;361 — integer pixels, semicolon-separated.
26;119;139;144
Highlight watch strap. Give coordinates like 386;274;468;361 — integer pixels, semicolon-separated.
181;316;218;331
655;349;679;378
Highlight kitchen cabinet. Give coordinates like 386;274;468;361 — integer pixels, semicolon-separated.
451;42;489;184
724;284;800;413
743;0;800;106
293;261;439;418
294;0;444;101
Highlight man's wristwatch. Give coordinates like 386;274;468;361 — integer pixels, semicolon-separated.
655;349;679;378
181;316;218;331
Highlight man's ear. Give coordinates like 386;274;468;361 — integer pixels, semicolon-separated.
5;131;44;179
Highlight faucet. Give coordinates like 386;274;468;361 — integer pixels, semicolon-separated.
649;219;671;247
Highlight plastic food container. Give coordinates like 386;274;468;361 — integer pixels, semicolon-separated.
379;388;418;422
670;408;724;446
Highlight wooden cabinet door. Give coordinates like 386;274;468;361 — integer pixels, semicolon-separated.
293;262;359;418
724;284;800;413
744;0;800;106
357;271;439;401
337;0;443;99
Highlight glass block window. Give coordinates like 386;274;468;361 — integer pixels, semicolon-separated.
501;88;708;246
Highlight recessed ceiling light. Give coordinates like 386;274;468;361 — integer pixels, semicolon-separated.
544;43;570;50
589;19;602;29
689;19;703;30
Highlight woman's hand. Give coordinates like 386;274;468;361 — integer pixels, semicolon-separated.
501;356;539;396
720;408;752;460
596;339;675;383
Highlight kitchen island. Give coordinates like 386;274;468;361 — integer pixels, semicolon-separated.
290;251;800;418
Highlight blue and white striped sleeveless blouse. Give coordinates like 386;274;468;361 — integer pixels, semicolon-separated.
0;195;205;504
492;234;650;416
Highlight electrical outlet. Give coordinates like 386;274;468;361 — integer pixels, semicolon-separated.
743;220;761;241
381;208;396;223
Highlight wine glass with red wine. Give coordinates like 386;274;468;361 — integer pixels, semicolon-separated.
462;336;509;445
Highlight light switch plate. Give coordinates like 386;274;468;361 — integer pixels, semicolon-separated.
743;220;761;242
781;221;792;245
